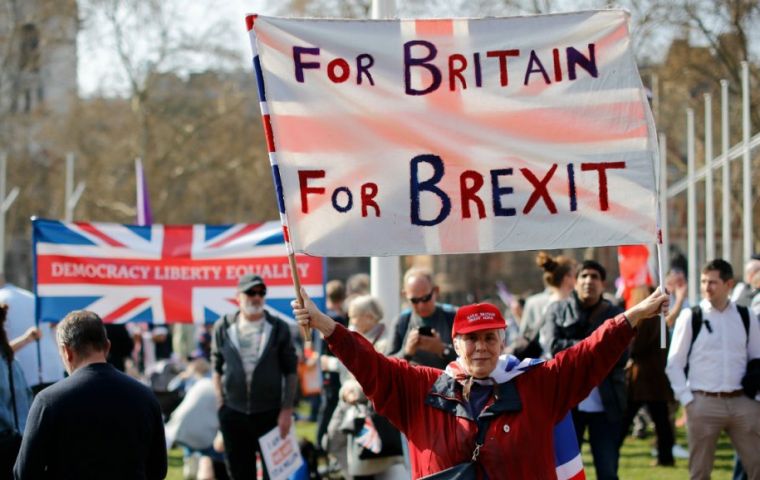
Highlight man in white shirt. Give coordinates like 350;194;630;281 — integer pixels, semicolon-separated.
666;259;760;479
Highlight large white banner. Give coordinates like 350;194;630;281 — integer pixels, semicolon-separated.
248;11;658;257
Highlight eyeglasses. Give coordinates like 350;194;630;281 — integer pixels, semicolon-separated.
409;290;434;304
244;288;267;297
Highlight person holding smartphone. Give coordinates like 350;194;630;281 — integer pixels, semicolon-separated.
386;268;457;369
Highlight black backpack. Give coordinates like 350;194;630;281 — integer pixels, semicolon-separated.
685;304;750;377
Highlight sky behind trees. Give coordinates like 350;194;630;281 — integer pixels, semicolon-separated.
75;0;759;98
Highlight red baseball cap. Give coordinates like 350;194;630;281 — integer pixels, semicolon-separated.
452;303;507;337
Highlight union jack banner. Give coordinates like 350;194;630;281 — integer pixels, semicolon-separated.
247;11;658;257
33;219;325;324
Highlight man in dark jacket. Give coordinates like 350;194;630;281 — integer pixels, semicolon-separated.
14;310;167;479
212;274;298;480
540;260;626;480
104;323;134;372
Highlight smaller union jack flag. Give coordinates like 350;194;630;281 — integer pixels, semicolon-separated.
554;412;586;480
355;416;382;454
33;219;325;324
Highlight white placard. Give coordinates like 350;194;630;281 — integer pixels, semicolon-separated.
258;423;303;480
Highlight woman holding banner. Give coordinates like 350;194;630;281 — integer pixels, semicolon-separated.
293;288;668;479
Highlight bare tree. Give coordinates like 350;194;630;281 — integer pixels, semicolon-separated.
261;0;760;283
78;0;242;160
73;0;278;224
0;0;79;285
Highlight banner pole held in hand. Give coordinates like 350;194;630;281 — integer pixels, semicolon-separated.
288;252;312;346
656;134;668;350
656;241;667;349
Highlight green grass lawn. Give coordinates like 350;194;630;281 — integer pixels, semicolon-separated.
582;426;735;480
165;407;317;480
167;403;737;479
167;450;183;480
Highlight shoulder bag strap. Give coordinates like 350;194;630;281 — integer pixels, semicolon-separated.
470;416;494;462
396;312;414;355
685;306;702;378
737;305;750;345
688;306;703;356
370;324;386;346
6;356;19;431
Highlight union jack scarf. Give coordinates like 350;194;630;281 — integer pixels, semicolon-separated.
355;415;383;454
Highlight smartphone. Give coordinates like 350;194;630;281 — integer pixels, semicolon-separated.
418;326;434;337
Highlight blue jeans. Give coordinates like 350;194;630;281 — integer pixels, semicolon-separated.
573;409;622;480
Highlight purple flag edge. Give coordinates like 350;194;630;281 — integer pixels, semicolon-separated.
135;158;153;226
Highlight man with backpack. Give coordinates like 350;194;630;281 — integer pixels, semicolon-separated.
666;259;760;479
387;267;457;369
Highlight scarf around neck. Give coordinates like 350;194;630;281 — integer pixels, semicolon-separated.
445;354;544;399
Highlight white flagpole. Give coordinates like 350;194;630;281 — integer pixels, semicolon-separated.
370;0;400;325
704;94;715;260
741;62;752;261
657;134;668;348
721;80;731;262
687;109;698;305
0;153;19;278
64;153;85;222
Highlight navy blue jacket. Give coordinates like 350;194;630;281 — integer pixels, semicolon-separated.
14;362;167;480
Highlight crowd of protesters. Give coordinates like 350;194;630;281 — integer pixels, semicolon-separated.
1;252;759;480
298;255;760;480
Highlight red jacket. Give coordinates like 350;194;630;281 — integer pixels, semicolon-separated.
326;314;634;479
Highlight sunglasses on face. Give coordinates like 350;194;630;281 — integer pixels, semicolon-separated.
409;290;434;304
244;288;267;297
